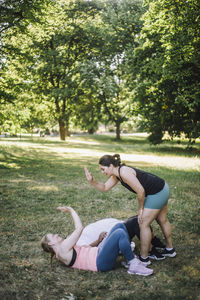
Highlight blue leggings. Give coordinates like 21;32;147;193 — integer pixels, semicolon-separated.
96;223;134;271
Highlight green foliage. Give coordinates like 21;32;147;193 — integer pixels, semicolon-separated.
132;0;200;144
1;0;105;139
80;0;144;139
1;0;199;144
26;0;108;139
0;0;51;35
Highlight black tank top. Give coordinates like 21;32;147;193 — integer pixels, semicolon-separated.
117;165;165;196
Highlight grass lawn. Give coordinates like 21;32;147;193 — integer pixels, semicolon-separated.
0;134;200;300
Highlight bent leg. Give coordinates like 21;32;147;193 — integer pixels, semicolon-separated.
140;182;170;256
156;205;173;248
140;208;160;257
124;215;154;244
97;224;134;271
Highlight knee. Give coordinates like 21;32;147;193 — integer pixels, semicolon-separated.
156;216;168;226
141;215;153;228
113;223;125;230
109;228;126;241
139;221;151;230
117;228;126;236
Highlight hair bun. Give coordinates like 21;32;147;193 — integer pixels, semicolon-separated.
99;154;122;167
113;154;121;164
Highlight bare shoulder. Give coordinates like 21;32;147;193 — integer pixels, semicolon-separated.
110;175;119;182
120;165;136;178
57;246;73;265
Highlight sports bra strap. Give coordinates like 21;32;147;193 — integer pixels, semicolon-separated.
118;164;126;182
68;248;77;267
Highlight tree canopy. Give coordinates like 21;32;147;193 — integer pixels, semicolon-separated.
131;0;200;143
0;0;199;143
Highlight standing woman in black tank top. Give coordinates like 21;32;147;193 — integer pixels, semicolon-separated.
84;154;176;267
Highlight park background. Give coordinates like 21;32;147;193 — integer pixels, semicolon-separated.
0;0;200;299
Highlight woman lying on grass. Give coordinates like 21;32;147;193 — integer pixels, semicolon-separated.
41;206;153;276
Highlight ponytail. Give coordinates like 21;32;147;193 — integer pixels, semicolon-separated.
41;235;56;268
99;154;122;167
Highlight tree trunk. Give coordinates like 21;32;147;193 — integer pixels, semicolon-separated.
58;118;66;141
88;128;95;134
116;121;121;140
65;120;70;137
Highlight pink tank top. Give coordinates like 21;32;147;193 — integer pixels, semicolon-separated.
72;245;98;272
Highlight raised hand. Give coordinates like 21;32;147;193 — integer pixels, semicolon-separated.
56;206;72;213
84;167;93;182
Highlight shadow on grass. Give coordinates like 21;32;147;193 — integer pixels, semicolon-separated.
1;134;200;157
0;136;200;300
0;143;199;231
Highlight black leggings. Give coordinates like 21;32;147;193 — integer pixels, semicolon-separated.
124;215;153;241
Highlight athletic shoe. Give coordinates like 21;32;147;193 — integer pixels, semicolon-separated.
160;248;176;257
128;257;153;276
130;241;135;252
151;236;166;250
138;255;151;266
148;247;165;261
121;261;129;269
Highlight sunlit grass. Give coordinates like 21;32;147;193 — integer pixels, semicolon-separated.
1;134;199;172
0;134;200;300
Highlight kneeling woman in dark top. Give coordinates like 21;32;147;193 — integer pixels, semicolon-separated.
84;154;176;266
41;206;153;276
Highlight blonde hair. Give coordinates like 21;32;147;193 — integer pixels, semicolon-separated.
41;234;55;267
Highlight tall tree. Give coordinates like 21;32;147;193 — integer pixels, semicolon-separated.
78;0;144;139
3;0;103;140
0;0;146;140
98;60;133;140
72;60;102;134
0;0;53;126
132;0;200;144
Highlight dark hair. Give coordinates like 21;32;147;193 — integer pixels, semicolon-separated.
99;154;121;167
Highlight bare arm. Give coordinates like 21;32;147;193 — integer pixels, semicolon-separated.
89;232;107;247
84;167;118;192
120;167;145;223
57;206;83;251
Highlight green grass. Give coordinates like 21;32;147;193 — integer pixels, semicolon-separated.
0;134;200;300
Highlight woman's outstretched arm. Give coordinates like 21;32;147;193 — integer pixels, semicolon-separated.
84;167;118;192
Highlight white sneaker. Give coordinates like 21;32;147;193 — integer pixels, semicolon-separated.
128;257;153;276
130;241;135;251
121;261;130;269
